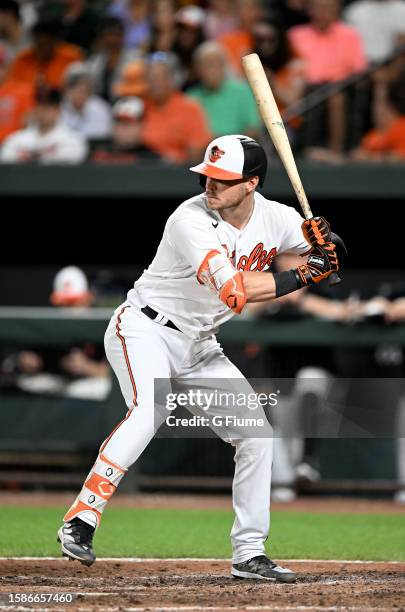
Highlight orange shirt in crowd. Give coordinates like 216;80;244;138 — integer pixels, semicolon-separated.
289;22;366;83
142;92;212;163
7;43;83;91
361;117;405;158
218;30;253;76
0;80;34;142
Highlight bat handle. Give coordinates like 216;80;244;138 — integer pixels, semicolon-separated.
328;272;341;286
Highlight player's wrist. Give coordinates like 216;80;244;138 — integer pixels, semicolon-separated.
273;270;303;297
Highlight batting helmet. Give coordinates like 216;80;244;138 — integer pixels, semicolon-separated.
190;134;268;187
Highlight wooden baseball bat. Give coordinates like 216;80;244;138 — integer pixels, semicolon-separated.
242;52;340;285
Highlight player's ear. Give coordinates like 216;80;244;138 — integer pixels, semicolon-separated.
246;176;259;193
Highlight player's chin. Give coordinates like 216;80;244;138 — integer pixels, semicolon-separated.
206;196;223;209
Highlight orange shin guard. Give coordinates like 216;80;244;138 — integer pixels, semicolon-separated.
63;454;126;527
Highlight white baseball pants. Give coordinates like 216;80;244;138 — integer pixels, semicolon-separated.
73;300;274;564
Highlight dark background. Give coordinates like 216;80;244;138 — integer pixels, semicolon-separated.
1;194;402;305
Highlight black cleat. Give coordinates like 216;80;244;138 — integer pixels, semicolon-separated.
57;518;96;567
232;555;296;583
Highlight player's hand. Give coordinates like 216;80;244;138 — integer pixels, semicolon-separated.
296;242;339;286
302;216;331;246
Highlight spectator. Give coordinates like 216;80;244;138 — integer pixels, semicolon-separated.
38;0;103;55
86;16;140;102
0;47;34;143
344;0;405;64
2;266;111;401
113;58;148;99
204;0;238;40
0;0;29;65
147;0;177;54
50;266;93;307
271;0;310;29
19;0;37;32
188;41;261;138
388;33;405;83
108;0;151;49
92;97;161;163
61;62;112;140
289;0;367;84
6;18;83;92
289;0;367;153
173;5;206;89
251;20;306;132
142;52;212;163
354;73;405;160
1;87;87;164
218;0;265;76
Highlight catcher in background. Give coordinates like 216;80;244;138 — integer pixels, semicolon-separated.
58;134;340;582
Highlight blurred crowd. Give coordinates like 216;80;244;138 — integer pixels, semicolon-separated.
0;0;404;165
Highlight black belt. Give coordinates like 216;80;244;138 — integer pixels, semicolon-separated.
141;305;181;332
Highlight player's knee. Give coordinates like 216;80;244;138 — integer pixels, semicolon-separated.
235;435;273;459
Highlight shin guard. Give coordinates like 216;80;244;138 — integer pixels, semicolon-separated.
63;454;126;527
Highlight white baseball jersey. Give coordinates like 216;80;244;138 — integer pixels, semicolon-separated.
128;190;309;339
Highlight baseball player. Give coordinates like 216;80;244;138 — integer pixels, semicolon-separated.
58;135;339;582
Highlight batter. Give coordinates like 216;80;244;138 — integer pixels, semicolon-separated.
58;135;339;582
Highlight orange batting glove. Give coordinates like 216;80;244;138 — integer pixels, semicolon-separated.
302;216;331;246
296;242;339;285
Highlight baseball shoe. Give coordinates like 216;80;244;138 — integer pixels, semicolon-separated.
57;518;96;566
394;489;405;504
232;555;296;583
272;486;296;503
295;462;320;483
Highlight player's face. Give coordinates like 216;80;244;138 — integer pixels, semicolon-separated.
205;176;254;210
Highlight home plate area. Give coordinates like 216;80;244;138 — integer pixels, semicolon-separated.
0;559;404;611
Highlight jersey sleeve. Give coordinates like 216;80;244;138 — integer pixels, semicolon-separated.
167;214;246;314
167;214;227;273
278;205;311;255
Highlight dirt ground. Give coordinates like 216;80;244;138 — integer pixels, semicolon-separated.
0;491;404;514
0;559;404;611
1;494;404;611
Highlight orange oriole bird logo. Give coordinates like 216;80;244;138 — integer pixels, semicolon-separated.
209;145;225;163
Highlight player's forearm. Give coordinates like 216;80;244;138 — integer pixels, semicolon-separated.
242;271;277;302
242;239;340;305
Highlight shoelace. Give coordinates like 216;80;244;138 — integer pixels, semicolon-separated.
68;519;95;545
247;555;277;572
